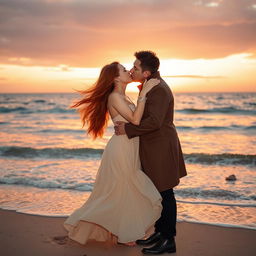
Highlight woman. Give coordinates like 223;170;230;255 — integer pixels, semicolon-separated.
63;62;162;246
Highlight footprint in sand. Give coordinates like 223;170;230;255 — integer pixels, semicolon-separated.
52;235;69;245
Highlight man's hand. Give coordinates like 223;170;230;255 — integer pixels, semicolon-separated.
114;121;126;135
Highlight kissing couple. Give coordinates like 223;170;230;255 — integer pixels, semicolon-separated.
64;51;187;254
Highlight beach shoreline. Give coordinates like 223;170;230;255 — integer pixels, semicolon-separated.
1;208;255;256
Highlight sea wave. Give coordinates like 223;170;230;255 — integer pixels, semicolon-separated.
5;125;256;133
0;107;29;113
0;146;103;159
0;176;94;191
0;175;255;204
176;107;256;115
38;128;84;134
176;199;256;208
175;188;256;201
176;125;256;131
184;153;256;166
1;105;255;115
0;106;75;114
2;124;255;134
33;99;46;103
0;146;255;166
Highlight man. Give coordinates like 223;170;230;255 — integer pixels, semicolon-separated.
115;51;187;254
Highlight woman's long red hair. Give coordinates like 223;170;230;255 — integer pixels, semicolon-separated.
71;62;119;139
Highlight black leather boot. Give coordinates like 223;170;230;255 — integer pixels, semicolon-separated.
136;231;163;246
142;237;176;254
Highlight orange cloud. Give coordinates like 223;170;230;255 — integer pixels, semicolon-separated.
0;0;255;67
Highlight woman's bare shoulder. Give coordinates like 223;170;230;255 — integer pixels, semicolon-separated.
108;93;120;109
108;92;123;102
109;91;120;98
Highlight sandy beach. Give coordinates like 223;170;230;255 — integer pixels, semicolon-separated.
0;209;255;256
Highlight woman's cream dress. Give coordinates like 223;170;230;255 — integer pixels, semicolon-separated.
63;104;162;244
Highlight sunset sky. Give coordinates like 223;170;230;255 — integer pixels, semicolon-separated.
0;0;256;93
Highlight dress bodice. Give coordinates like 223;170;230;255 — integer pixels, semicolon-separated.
111;103;136;124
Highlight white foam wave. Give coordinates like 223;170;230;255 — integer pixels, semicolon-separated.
177;199;256;208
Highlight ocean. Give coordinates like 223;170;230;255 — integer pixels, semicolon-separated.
0;92;255;230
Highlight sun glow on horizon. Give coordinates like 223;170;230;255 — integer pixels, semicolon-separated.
0;53;255;93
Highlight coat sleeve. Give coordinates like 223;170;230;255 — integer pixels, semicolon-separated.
125;87;170;139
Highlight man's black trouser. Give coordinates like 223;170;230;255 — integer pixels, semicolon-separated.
154;188;177;239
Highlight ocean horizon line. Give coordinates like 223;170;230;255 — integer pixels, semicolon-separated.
1;91;256;94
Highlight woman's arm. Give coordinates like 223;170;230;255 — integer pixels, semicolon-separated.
125;86;170;138
109;93;144;125
109;79;159;125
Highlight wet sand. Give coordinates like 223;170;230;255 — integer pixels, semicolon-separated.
0;209;255;256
